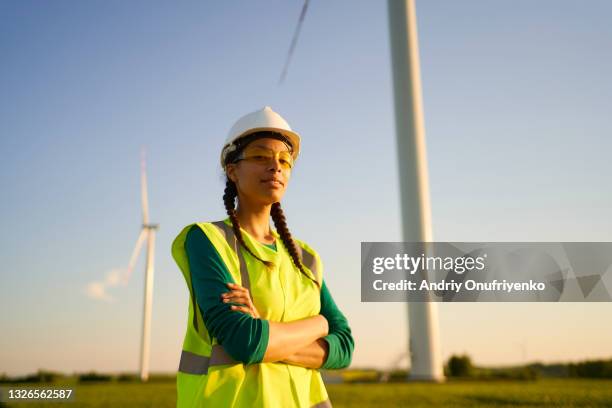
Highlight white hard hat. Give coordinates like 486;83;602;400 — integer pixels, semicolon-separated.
220;106;301;169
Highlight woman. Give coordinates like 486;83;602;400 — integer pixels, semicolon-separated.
171;106;354;407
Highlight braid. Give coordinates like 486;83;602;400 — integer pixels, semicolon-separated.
223;179;274;269
271;202;320;288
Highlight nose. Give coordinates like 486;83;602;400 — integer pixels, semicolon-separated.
267;157;282;172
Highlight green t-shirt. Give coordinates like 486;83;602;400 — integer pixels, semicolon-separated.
185;225;354;369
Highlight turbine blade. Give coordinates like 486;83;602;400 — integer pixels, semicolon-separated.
141;147;150;225
124;229;148;285
279;0;310;85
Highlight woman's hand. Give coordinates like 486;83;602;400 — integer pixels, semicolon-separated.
221;282;261;319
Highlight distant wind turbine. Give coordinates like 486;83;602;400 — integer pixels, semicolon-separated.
125;148;159;382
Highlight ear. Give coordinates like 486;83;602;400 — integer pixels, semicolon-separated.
226;164;238;183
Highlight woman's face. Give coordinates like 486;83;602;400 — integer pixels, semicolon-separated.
226;137;293;206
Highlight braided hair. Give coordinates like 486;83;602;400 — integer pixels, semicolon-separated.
223;131;320;288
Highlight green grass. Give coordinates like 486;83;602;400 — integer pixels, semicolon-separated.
327;379;612;407
2;379;611;407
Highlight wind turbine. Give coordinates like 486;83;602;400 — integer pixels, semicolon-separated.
125;148;159;382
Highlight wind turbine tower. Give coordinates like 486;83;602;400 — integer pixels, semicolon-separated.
387;0;444;382
126;149;159;382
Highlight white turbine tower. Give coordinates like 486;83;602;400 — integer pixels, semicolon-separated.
125;148;159;382
388;0;444;382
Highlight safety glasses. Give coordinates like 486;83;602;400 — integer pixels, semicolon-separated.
234;146;294;170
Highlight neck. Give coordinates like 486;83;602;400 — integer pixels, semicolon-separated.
234;199;275;244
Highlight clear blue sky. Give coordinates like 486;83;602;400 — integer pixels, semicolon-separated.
1;0;611;376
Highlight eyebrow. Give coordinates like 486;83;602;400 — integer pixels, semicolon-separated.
250;143;291;152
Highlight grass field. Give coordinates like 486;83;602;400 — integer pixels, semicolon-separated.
2;379;611;407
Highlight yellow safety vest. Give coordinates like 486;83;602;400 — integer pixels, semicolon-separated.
171;218;332;407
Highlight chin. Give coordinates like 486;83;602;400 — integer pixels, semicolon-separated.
242;186;285;205
268;194;285;203
260;191;285;204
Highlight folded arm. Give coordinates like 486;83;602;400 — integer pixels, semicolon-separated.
281;338;329;368
282;279;354;369
261;316;328;362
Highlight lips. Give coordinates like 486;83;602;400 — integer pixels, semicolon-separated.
261;178;284;186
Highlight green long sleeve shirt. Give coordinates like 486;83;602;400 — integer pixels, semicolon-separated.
185;225;354;369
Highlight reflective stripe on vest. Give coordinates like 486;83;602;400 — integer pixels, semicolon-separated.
211;221;251;289
296;244;319;283
178;344;236;375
